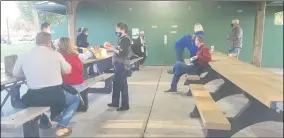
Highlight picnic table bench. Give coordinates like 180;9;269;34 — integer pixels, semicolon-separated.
130;56;144;71
186;52;283;137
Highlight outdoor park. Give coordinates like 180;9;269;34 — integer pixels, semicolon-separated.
1;1;283;138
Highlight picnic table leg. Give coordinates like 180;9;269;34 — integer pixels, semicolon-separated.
189;106;200;118
77;90;89;112
210;77;241;102
10;85;22;108
201;69;221;84
1;88;11;116
232;95;282;128
23;116;40;138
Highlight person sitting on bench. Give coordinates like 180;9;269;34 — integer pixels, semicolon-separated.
13;32;77;137
165;35;211;92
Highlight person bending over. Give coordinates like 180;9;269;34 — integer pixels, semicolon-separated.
165;35;211;92
13;32;78;137
168;23;205;74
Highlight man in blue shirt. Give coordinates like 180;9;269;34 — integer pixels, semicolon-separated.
169;23;204;74
175;23;204;62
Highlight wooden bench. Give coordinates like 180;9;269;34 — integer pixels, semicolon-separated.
188;52;283;137
1;107;50;138
130;57;144;71
189;84;231;137
77;73;114;112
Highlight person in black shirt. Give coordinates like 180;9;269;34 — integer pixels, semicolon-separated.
104;22;131;111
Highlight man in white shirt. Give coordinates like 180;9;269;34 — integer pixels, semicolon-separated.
13;32;79;136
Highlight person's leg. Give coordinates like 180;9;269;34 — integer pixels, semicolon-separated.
118;66;129;111
56;91;80;136
228;48;241;60
165;62;197;92
108;64;121;107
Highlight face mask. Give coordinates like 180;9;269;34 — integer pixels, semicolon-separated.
115;32;122;37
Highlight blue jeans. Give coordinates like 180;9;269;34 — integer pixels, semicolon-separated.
58;85;81;127
11;85;80;127
112;63;129;108
228;47;241;55
171;61;198;89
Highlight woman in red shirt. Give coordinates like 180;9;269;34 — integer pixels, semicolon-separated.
56;37;85;136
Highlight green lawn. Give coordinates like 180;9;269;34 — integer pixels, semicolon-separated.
1;42;35;62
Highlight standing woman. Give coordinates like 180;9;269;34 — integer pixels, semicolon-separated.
104;22;131;111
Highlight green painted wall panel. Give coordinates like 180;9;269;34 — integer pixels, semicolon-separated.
72;1;282;67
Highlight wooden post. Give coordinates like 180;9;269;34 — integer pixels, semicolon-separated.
66;0;79;44
252;1;266;67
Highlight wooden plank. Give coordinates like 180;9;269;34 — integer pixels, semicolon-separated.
209;52;283;108
186;75;200;81
1;107;50;128
191;84;231;130
130;57;143;65
81;73;114;92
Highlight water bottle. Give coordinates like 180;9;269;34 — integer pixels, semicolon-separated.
210;46;214;53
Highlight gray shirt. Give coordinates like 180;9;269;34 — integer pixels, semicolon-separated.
13;46;71;89
229;26;243;49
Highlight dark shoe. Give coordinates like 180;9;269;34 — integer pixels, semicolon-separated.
116;107;129;111
167;69;173;74
164;88;177;92
108;103;119;108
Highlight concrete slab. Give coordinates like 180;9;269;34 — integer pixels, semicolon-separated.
1;66;283;138
144;70;204;138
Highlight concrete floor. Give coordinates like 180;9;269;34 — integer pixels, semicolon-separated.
1;66;283;137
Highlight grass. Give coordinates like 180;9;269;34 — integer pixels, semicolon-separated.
1;42;35;62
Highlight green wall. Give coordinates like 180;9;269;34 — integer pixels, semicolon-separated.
73;1;283;67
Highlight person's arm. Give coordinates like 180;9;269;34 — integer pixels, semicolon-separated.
104;38;131;56
58;53;72;74
13;56;25;78
229;28;242;41
197;47;211;63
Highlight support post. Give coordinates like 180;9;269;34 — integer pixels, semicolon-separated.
252;1;266;67
66;0;79;44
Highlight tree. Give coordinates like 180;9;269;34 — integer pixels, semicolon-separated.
16;1;66;25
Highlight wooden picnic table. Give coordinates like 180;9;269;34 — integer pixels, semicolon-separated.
188;51;283;137
209;52;283;108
